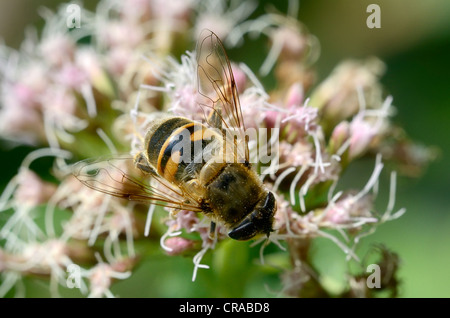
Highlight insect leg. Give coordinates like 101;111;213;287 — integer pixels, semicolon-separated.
209;221;217;239
134;152;157;175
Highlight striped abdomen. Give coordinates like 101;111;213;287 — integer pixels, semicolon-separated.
144;116;221;185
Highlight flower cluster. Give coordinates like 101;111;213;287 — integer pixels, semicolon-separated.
0;0;435;297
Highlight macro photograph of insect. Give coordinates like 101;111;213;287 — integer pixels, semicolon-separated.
0;0;449;299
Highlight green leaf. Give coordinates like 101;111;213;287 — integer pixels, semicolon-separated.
212;239;251;297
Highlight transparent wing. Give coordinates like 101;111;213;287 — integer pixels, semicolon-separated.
72;156;203;212
196;29;249;163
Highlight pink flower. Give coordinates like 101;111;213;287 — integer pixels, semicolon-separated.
231;63;247;94
7;64;48;109
20;239;71;275
164;237;195;255
171;84;203;121
270;26;308;60
55;64;88;90
349;116;376;159
278;140;313;167
323;193;373;225
41;88;76;117
194;1;256;42
99;21;145;50
75;49;106;90
118;0;152;21
330;121;350;154
265;84;317;140
105;47;134;76
150;0;194;21
14;169;57;207
285;82;304;108
0;104;45;144
40;34;75;67
86;262;131;298
167;210;200;233
239;92;268;130
309;58;385;124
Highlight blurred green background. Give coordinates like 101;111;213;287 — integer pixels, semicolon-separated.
0;0;449;297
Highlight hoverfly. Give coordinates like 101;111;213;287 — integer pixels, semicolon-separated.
74;30;276;240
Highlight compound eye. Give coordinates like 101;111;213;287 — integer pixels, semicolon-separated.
228;218;257;241
228;191;276;240
261;192;276;214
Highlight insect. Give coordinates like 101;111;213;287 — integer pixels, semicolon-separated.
74;30;276;241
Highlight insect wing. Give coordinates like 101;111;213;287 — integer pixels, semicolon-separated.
72;156;202;212
196;30;250;163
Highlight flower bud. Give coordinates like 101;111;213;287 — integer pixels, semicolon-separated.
329;121;350;154
285;82;304;108
309;58;385;130
349;117;376;160
231;63;247;94
164;237;195;256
